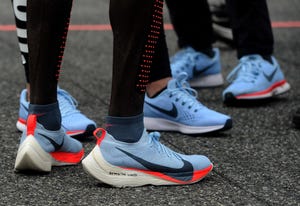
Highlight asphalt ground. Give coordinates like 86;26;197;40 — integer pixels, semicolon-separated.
0;0;299;205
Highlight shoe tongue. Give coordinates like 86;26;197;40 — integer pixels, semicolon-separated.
184;46;195;53
167;72;189;90
167;78;179;89
241;55;275;74
241;54;263;62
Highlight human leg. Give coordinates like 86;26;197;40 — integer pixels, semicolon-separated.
165;0;223;87
222;0;290;103
208;0;233;44
82;0;213;187
14;0;83;172
142;2;231;134
226;0;273;58
166;0;214;51
12;0;96;137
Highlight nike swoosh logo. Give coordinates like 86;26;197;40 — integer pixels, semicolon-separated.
38;133;64;150
146;102;178;118
22;104;29;113
193;65;211;76
263;67;278;82
116;148;194;181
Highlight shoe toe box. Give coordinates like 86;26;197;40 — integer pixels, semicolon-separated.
62;113;96;132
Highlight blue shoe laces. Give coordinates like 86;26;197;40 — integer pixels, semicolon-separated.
171;47;197;74
148;131;181;159
169;73;205;112
226;56;262;83
57;89;80;116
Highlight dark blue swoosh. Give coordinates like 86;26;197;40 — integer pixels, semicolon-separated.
145;102;178;118
38;133;64;151
263;67;278;82
116;147;194;181
193;65;211;76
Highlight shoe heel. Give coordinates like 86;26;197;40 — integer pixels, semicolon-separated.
14;135;52;172
83;146;153;187
273;82;290;96
82;147;106;184
16;119;26;132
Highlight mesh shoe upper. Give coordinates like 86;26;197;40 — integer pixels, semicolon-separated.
20;119;83;154
223;55;290;100
144;73;231;128
17;88;96;136
57;89;96;134
171;47;221;80
98;129;212;181
15;114;84;172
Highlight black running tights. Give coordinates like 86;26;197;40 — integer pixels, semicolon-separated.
166;0;274;58
26;0;72;104
25;0;170;116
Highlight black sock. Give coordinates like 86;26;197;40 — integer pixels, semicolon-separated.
28;102;61;131
105;113;144;143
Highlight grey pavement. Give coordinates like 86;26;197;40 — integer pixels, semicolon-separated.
0;0;299;205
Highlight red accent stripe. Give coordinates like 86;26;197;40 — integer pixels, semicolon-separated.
121;164;213;184
69;24;112;31
18;117;26;124
51;149;84;164
66;130;85;135
0;25;15;31
1;21;300;31
237;80;287;98
26;114;37;136
271;21;300;28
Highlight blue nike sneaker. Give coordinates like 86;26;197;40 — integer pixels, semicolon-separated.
16;88;96;137
222;55;291;103
15;114;84;172
82;128;213;187
170;47;223;87
144;72;232;134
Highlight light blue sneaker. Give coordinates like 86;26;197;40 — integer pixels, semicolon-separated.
144;72;232;134
222;55;291;103
171;47;223;87
82;128;213;187
15;114;84;172
16;88;96;138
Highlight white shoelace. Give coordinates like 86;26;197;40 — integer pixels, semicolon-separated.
148;131;181;159
227;59;261;83
57;89;80;116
